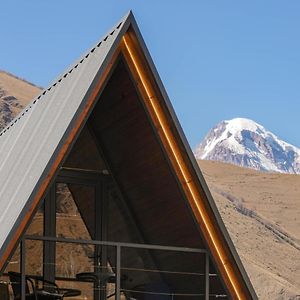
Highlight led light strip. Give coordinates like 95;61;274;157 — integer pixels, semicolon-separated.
122;35;244;300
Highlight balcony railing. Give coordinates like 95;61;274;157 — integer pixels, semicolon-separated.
5;235;222;300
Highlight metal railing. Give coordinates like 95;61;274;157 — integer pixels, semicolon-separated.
18;235;212;300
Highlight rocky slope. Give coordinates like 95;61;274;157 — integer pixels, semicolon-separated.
0;70;40;130
194;118;300;174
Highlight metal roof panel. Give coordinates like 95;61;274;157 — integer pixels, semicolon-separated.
0;11;132;250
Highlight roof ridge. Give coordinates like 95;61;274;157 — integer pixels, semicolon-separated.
0;12;130;138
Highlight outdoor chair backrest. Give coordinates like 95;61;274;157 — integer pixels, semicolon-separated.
0;282;10;300
8;271;31;299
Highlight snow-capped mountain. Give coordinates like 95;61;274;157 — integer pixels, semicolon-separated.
194;118;300;174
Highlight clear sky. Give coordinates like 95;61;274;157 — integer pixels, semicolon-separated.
1;1;300;148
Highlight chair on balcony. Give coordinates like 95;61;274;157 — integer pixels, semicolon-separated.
9;271;37;300
8;271;67;300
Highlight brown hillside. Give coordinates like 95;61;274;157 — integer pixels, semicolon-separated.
199;160;300;299
0;70;41;103
0;70;41;130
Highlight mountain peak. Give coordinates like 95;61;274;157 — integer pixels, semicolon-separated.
194;118;300;174
225;117;262;131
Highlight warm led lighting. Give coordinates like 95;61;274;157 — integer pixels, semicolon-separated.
122;35;245;299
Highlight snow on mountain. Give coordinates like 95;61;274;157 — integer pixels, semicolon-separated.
194;118;300;174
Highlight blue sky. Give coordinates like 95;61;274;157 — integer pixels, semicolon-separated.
1;1;300;148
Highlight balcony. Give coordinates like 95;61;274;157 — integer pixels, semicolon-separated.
0;235;222;300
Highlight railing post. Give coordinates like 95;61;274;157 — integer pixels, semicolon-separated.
21;238;26;300
116;245;121;300
44;185;56;284
205;253;209;300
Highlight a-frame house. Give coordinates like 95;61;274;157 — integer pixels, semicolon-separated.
0;11;257;300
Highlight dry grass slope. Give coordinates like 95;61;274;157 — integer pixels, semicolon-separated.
199;160;300;300
0;70;41;102
0;70;41;130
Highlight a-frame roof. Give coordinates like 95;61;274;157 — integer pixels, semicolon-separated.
0;11;257;299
